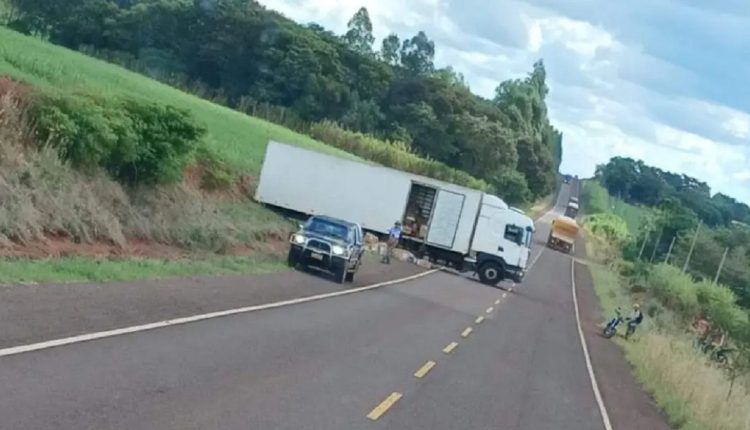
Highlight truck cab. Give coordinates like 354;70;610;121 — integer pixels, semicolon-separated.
470;195;535;285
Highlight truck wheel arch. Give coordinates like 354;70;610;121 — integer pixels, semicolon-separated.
476;254;508;285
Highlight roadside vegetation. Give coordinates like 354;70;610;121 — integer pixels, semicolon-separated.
0;1;561;283
1;0;562;202
0;255;284;284
581;174;750;430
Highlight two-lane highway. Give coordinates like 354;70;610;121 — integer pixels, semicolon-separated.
0;183;603;429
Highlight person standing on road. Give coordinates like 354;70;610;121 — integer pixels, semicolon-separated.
382;221;401;264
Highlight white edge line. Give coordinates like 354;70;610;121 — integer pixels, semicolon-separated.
570;259;614;430
0;269;439;358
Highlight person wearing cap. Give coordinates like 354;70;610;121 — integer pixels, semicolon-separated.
382;221;402;264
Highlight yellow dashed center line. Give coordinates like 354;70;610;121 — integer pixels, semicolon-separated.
367;392;403;420
443;342;459;354
475;316;485;324
414;360;436;379
486;306;494;314
461;327;473;338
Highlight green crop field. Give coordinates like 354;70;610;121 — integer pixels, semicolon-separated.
0;27;350;174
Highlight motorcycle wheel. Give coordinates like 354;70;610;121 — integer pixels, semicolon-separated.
603;326;616;339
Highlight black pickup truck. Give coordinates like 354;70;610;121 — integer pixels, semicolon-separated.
287;215;365;283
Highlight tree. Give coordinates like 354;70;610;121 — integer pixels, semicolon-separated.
433;66;468;89
380;33;400;66
400;31;434;75
5;0;565;206
343;7;374;55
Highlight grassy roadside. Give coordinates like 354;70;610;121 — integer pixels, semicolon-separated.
587;241;750;430
583;182;750;430
0;254;286;284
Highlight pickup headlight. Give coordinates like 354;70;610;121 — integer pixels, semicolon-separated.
331;245;346;256
292;234;305;244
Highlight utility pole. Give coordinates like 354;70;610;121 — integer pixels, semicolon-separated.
638;230;650;261
714;247;730;285
649;228;664;263
664;236;677;264
682;221;702;273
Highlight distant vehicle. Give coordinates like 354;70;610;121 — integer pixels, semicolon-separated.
562;174;572;184
287;215;365;283
547;216;578;254
256;141;535;285
565;201;579;218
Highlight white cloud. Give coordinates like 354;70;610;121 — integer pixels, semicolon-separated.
258;0;750;204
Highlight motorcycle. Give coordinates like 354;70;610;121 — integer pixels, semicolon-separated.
603;308;636;339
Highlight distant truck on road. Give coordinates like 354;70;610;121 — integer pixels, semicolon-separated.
255;141;536;285
547;216;578;254
565;199;579;218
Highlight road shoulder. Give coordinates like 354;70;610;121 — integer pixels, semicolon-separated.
574;238;673;430
0;253;424;349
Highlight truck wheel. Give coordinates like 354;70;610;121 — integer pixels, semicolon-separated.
478;261;504;286
345;271;355;282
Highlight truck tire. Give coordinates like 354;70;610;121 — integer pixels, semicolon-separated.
345;271;355;282
478;261;504;286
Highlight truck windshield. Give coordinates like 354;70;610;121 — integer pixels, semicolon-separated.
306;218;352;242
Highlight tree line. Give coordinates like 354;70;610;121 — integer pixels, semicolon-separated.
4;0;562;202
595;157;750;308
597;157;750;227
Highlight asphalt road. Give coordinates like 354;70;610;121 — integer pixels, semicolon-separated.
0;253;424;349
0;182;631;430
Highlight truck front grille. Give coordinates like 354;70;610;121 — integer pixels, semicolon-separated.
307;240;331;253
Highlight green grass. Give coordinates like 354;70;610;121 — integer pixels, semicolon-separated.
586;237;750;430
0;254;286;284
581;180;650;234
0;26;348;174
0;26;348;282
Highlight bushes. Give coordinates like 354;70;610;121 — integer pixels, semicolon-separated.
0;83;289;251
696;280;748;334
584;213;631;246
646;264;749;334
308;121;491;192
29;90;205;185
581;180;610;214
647;264;700;318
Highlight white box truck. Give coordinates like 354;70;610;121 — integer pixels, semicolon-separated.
255;141;536;285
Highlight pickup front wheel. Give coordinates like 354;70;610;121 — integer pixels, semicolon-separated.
287;249;298;268
478;261;504;286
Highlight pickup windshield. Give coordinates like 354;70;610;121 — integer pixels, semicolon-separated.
305;218;352;242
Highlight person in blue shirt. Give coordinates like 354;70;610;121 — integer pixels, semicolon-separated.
382;221;402;264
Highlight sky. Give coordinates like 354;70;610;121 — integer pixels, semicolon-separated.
259;0;750;204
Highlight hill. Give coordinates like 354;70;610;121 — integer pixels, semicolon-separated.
2;0;563;201
0;25;485;282
0;1;563;282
